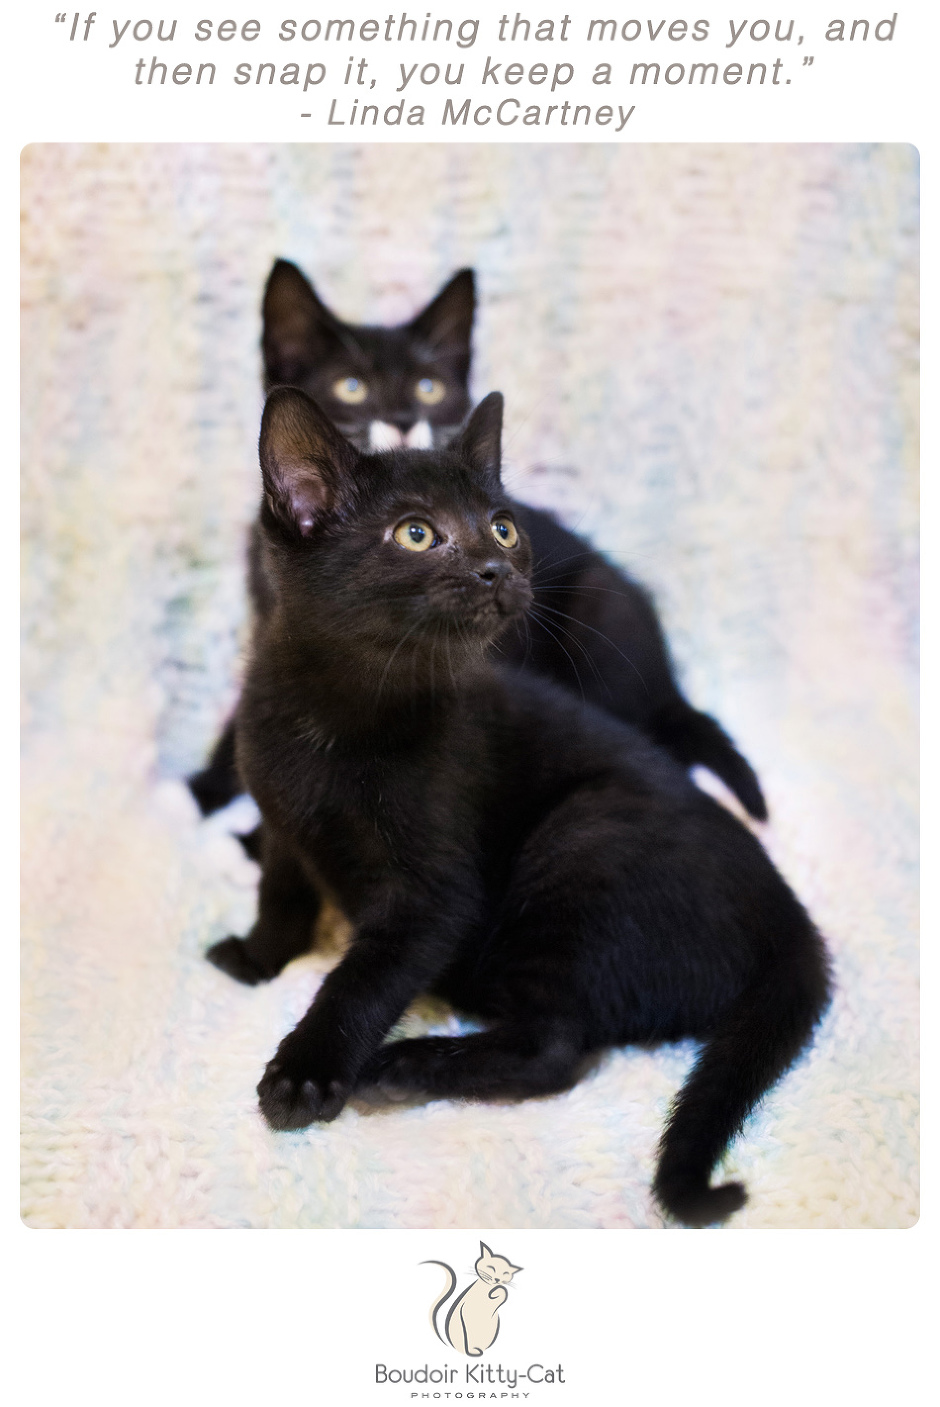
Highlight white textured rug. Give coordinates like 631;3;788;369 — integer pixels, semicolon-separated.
21;143;918;1228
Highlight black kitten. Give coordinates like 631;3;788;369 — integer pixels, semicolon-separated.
188;262;766;822
206;387;829;1227
261;258;474;452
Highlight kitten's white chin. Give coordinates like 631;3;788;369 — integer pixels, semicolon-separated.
368;420;433;451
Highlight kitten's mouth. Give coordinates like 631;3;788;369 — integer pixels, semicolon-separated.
445;572;532;609
448;583;532;632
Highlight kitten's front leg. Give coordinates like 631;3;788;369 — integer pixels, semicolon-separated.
207;829;319;985
257;896;473;1130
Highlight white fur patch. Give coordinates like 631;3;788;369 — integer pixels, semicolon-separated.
405;420;433;449
369;420;404;450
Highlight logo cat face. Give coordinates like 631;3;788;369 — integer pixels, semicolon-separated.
474;1243;523;1287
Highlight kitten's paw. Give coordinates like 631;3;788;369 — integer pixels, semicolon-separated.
257;1056;350;1131
206;936;268;986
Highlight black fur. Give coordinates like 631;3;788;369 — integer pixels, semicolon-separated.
206;387;829;1226
188;262;766;821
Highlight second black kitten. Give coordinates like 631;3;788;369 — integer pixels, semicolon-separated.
189;261;766;820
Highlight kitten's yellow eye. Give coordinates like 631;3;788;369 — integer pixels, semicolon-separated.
491;516;519;549
333;376;368;405
415;377;446;406
393;519;437;552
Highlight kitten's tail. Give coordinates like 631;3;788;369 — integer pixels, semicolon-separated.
653;914;831;1227
650;700;768;821
423;1261;457;1344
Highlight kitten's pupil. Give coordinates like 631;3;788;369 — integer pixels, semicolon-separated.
415;377;446;406
392;518;437;552
491;517;518;548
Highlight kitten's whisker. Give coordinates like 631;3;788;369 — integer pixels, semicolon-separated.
444;623;458;694
427;623;437;706
375;616;425;702
533;584;643;600
525;612;586;705
528;605;612;700
530;547;638;581
527;543;649;581
521;614;535;672
531;602;651;697
530;546;598;576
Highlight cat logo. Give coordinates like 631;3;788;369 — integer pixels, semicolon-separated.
422;1243;523;1357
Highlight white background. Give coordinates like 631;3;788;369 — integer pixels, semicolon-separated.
8;4;932;1404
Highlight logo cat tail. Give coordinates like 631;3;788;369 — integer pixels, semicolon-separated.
422;1261;457;1343
652;909;831;1227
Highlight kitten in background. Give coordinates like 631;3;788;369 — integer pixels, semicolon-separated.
188;262;766;824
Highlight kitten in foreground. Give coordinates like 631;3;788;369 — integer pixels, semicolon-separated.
207;386;830;1227
425;1244;522;1357
189;261;766;822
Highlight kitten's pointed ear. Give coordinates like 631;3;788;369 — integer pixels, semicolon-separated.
455;393;503;488
262;259;344;386
410;269;475;367
259;386;359;537
479;1242;493;1259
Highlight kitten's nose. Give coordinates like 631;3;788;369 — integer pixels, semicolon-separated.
474;559;511;585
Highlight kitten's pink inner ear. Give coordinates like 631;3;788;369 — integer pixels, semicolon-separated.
261;386;359;533
278;457;332;536
262;439;334;533
292;494;317;536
